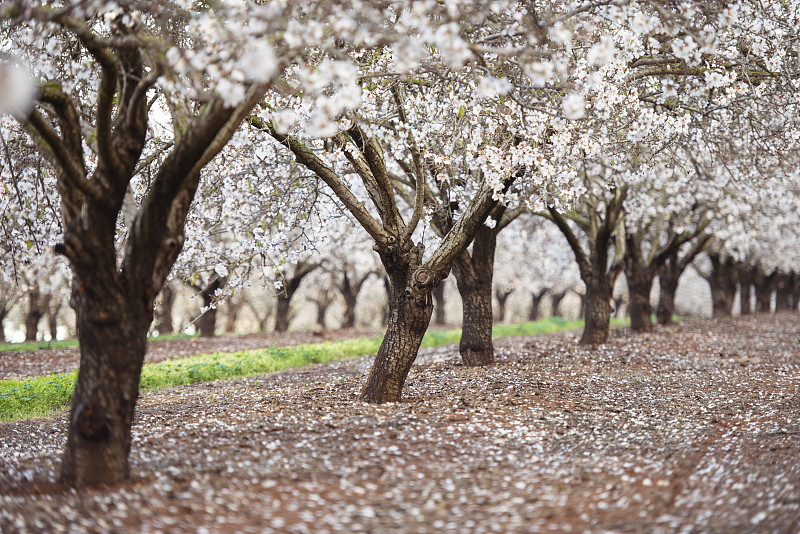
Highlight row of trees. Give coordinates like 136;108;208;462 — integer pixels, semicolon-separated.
1;0;798;487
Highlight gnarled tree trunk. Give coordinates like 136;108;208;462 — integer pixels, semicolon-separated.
61;279;152;487
360;261;435;404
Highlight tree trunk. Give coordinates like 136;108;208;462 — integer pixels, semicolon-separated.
196;278;224;338
775;273;792;311
224;294;244;334
360;264;434;404
753;269;775;313
656;267;679;326
529;290;546;321
623;232;655;333
274;293;292;333
153;284;176;336
550;290;567;318
456;277;494;366
708;254;737;318
24;289;46;342
60;278;152;487
581;271;611;345
738;266;755;316
48;298;64;341
432;283;446;326
494;288;512;323
791;273;800;311
315;297;331;330
0;307;7;343
452;225;498;367
627;276;654;332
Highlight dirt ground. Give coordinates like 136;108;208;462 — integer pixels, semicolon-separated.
1;314;799;533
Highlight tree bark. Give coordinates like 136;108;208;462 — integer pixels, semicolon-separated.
360;262;434;404
791;273;800;311
623;232;655;333
224;293;245;334
529;289;547;321
0;306;7;343
581;268;611;345
60;281;151;487
452;225;498;366
708;254;737;318
738;265;754;316
432;283;446;326
24;289;47;342
153;284;176;336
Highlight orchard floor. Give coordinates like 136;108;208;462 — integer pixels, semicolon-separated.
1;314;800;533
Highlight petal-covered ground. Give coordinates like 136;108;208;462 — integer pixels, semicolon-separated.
1;314;799;533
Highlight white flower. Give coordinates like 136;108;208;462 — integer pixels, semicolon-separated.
671;36;697;61
661;78;678;98
215;264;229;278
238;40;278;83
304;109;339;138
484;217;497;229
216;78;246;108
0;62;36;118
588;36;616;66
562;93;585;120
477;76;512;98
272;109;296;135
435;23;472;67
524;61;554;87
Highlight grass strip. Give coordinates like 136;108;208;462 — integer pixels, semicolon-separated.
0;317;621;422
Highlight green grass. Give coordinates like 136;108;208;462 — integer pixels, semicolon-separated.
0;316;614;422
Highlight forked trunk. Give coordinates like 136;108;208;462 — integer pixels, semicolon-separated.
581;273;611;345
360;266;434;404
60;282;151;487
457;277;494;367
197;278;223;338
627;276;654;333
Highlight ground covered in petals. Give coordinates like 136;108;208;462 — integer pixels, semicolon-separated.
1;314;799;533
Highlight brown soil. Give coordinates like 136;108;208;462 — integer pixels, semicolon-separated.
1;314;800;533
